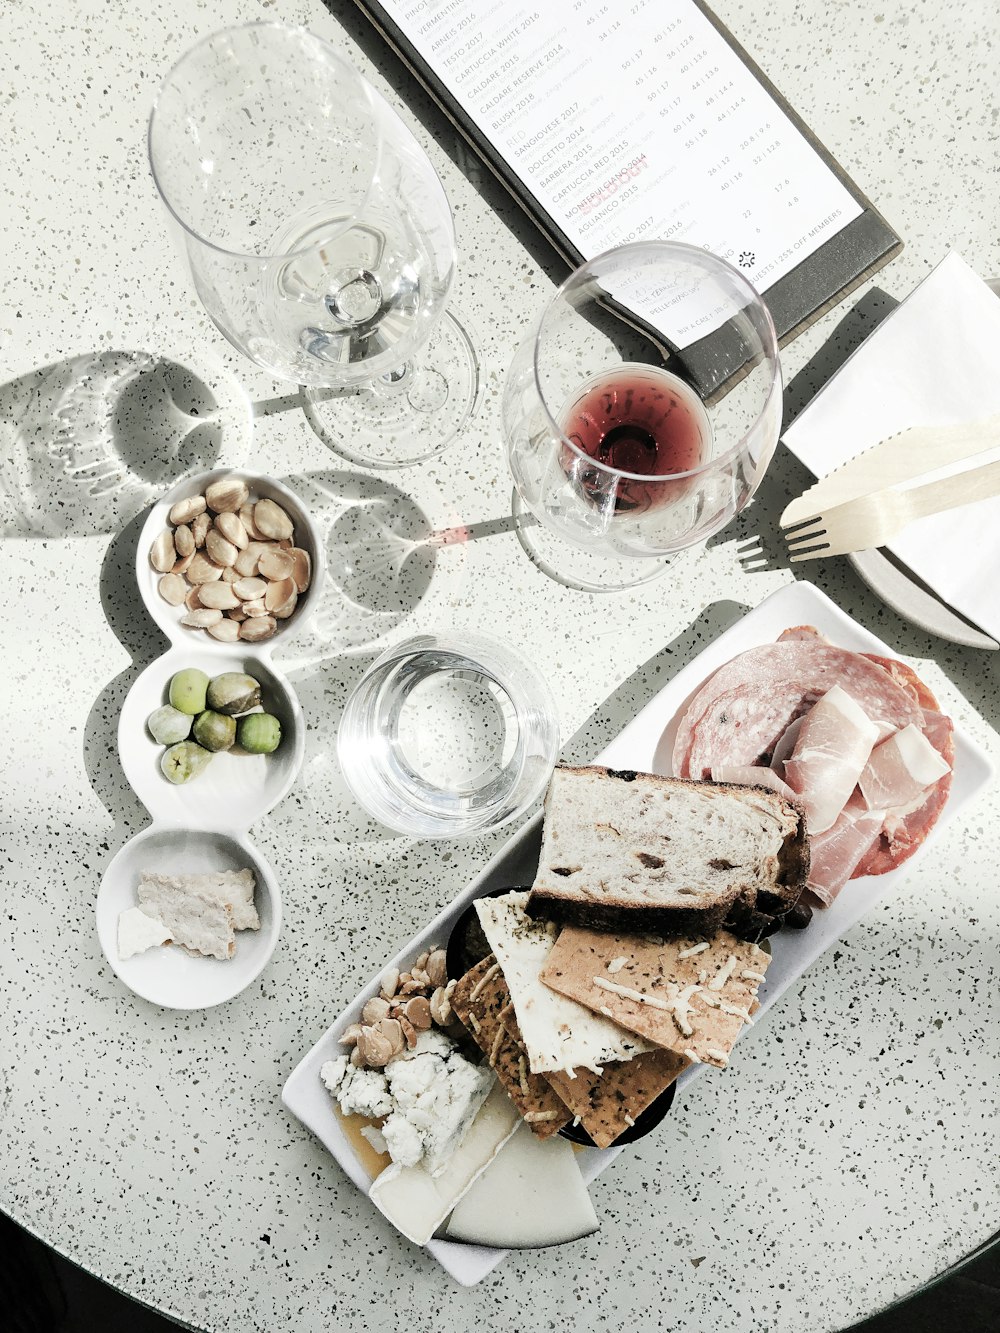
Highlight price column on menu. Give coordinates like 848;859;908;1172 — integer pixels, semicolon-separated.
382;0;862;341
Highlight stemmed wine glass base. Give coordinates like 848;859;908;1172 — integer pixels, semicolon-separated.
510;488;672;593
301;309;481;470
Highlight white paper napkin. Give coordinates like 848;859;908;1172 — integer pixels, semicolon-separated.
783;251;1000;641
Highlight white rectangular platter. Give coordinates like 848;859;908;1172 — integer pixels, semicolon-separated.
282;580;995;1286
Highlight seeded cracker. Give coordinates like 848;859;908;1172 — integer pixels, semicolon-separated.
537;1047;689;1151
451;957;571;1140
539;926;770;1069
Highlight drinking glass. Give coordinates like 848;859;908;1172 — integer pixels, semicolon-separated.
337;632;560;837
501;241;781;590
148;23;479;468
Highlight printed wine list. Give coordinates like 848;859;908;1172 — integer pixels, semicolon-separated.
379;0;863;345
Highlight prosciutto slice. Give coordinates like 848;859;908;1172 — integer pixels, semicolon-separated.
673;641;923;780
858;723;952;812
806;793;884;906
783;685;880;833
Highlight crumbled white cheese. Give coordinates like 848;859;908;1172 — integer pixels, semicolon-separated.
321;1030;493;1176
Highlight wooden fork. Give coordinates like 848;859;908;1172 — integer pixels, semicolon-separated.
782;458;1000;561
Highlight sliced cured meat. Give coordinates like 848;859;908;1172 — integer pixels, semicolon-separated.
854;710;954;876
863;653;942;712
710;765;797;802
769;715;805;773
672;641;923;780
777;625;828;643
858;723;952;812
806;793;883;906
783;685;880;834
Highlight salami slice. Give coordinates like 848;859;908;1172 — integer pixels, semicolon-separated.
672;642;924;780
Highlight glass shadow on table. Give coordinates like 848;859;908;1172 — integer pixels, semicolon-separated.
0;351;250;540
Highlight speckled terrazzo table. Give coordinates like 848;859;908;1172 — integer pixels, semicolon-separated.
3;1;999;1330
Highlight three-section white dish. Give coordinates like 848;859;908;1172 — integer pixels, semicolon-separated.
96;469;323;1009
282;579;994;1285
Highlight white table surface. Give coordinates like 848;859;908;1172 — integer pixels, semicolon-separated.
2;1;999;1331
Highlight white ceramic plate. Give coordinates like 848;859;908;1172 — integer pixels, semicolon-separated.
282;580;995;1286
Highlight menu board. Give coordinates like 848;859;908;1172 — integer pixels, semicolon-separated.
359;0;901;387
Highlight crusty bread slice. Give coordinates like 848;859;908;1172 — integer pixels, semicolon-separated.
526;766;809;940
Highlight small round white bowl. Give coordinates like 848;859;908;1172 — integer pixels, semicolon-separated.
118;648;304;831
96;826;281;1009
136;468;325;653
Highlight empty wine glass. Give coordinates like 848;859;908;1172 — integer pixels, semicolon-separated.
501;241;781;590
148;23;479;468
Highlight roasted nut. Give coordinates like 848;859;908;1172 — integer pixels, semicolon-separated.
207;619;241;642
398;978;424;996
290;547;312;594
426;949;448;989
169;494;207;525
403;996;432;1030
398;1016;418;1050
239;615;276;641
173;524;195;558
222;565;238;583
229;604;247;623
187;552;224;584
241;598;268;617
362;996;391;1025
273;589;298;620
184;586;202;612
235;543;267;578
264;577;296;612
357;1026;394;1068
376;1018;405;1058
180;608;224;628
349;1045;364;1068
414;952;429;973
205;477;249;513
429;986;452;1027
215;512;248;549
158;573;187;606
172;552;194;576
192;512;211;548
339;1023;363;1047
380;966;400;999
409;968;431;989
205;527;238;568
258;547;295;582
253;497;294;540
233;576;267;602
150;529;176;573
239;502;262;540
197;582;241;611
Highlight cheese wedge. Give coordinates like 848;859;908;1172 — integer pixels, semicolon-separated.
475;892;652;1075
118;906;172;960
444;1123;599;1249
368;1082;520;1246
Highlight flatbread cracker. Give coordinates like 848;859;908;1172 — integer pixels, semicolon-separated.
452;959;571;1140
539;927;769;1070
138;869;259;932
136;881;235;960
543;1049;689;1149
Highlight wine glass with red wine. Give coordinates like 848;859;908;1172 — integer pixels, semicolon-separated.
501;241;781;591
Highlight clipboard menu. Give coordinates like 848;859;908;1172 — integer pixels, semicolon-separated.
359;0;901;390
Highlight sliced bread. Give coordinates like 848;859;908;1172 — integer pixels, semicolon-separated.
526;765;809;940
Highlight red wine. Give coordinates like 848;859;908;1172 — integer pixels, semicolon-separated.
559;364;711;513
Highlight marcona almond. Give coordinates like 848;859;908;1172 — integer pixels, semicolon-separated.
185;586;202;612
239;615;276;641
235;543;266;577
150;529;176;572
380;966;400;999
207;618;241;642
222;565;238;583
339;1023;363;1048
169;494;206;525
239;502;262;540
187;552;224;584
378;1018;405;1058
264;577;296;612
429;986;452;1027
258;547;295;581
197;582;241;611
358;1028;394;1068
158;573;187;605
349;1045;364;1068
215;512;248;549
172;551;194;576
426;949;448;989
273;589;298;620
253;497;294;540
403;996;432;1030
233;576;267;601
191;512;211;547
205;477;249;513
174;524;195;558
290;548;311;593
229;604;248;623
205;528;238;567
242;598;268;617
362;997;391;1025
398;1016;418;1049
181;608;223;628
